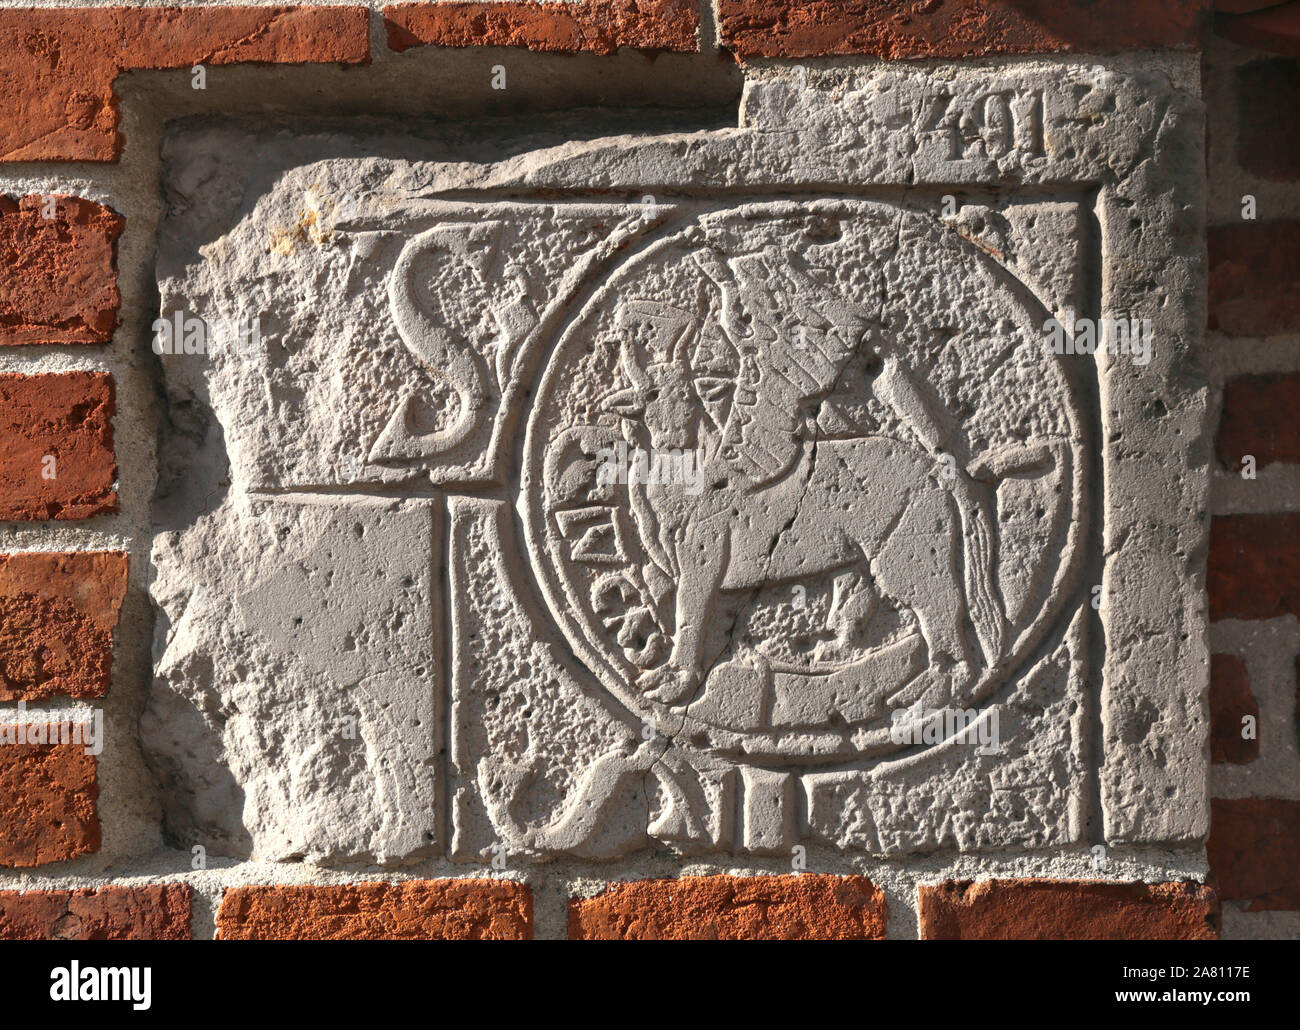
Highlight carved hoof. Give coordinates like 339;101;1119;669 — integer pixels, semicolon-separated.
638;667;701;707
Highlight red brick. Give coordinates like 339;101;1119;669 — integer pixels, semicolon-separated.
216;879;532;939
0;196;122;346
384;0;698;54
0;551;128;702
1218;1;1291;13
718;0;1207;60
0;372;116;521
1210;223;1300;335
568;875;887;939
1210;653;1259;763
1217;1;1300;55
1218;374;1300;468
919;880;1220;939
1209;798;1300;909
0;7;370;163
0;724;99;867
0;885;190;940
1236;59;1300;181
1208;513;1300;620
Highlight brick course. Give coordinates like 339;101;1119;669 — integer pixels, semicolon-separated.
0;196;122;346
1210;653;1260;763
0;6;370;162
0;725;99;867
919;880;1220;939
1209;799;1300;910
1208;513;1300;620
217;880;533;939
569;875;888;940
0;551;128;702
0;885;191;939
0;372;117;521
718;0;1207;59
384;0;699;54
1236;57;1300;181
1216;1;1300;55
1217;374;1300;467
1208;222;1300;336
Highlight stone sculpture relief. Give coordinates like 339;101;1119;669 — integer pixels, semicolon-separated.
147;62;1207;865
524;202;1085;761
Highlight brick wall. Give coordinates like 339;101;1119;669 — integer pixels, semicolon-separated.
0;0;1284;942
1205;0;1300;942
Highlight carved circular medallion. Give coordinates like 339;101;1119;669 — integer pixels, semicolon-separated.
521;200;1088;764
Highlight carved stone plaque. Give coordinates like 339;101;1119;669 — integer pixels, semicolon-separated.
523;199;1087;761
147;61;1207;865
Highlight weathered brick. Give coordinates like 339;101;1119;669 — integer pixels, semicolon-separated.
1210;653;1259;763
1209;798;1300;909
718;0;1207;60
0;372;116;521
919;880;1220;939
0;6;370;163
0;724;99;867
0;196;122;346
0;551;128;702
1209;223;1300;336
216;879;532;939
569;875;888;940
0;885;190;939
1217;1;1300;55
1217;374;1300;468
1208;513;1300;620
384;0;699;54
1237;58;1300;181
1217;1;1291;13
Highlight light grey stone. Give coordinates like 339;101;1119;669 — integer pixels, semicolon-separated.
148;57;1208;861
145;497;440;865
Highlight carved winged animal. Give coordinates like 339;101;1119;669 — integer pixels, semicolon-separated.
602;246;1036;707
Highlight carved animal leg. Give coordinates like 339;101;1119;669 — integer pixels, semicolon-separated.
640;513;730;706
815;570;877;662
677;516;730;661
866;491;973;672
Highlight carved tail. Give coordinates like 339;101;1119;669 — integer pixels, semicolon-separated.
874;357;1007;666
958;439;1065;668
478;743;660;854
952;477;1005;669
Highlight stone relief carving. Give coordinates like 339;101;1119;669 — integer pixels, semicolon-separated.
147;61;1207;862
370;223;500;461
152;192;1091;859
523;201;1085;763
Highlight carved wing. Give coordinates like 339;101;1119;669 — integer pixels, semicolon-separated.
695;247;875;489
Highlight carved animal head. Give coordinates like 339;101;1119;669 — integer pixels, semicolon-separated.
601;302;733;455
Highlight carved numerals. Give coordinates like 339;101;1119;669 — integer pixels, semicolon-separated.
918;89;1044;162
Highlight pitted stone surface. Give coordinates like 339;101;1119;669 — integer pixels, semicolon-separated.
150;58;1207;862
146;499;439;865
